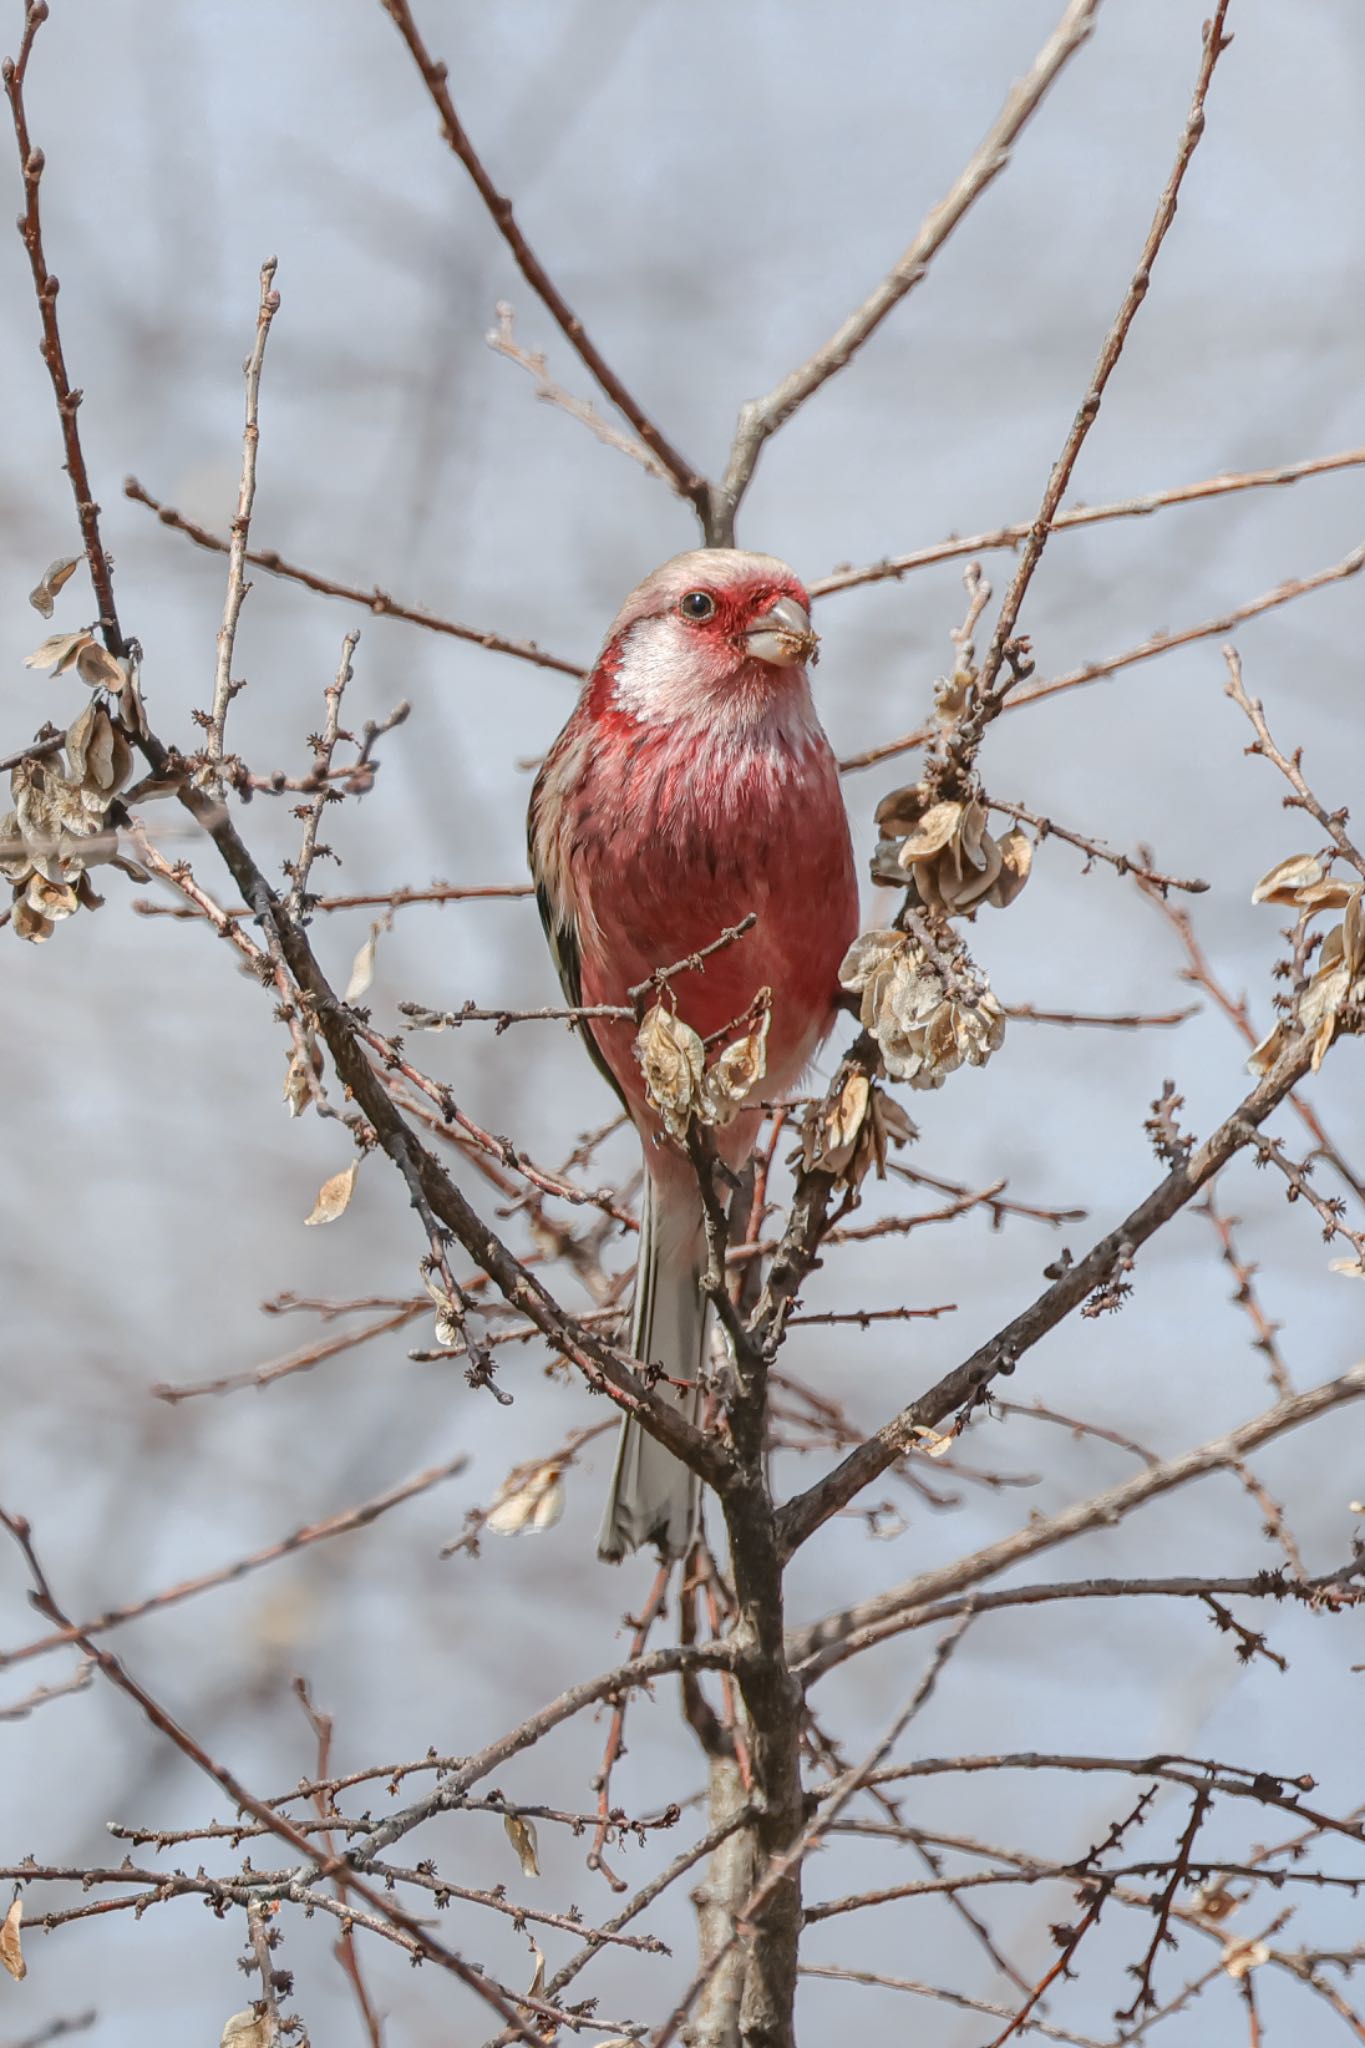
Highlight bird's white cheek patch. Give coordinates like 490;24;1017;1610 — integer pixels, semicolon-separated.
610;616;708;722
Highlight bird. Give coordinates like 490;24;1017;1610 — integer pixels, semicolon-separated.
528;549;859;1561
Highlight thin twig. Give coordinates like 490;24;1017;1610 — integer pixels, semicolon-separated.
974;4;1233;709
989;798;1208;894
133;881;534;920
1224;645;1365;884
208;260;280;775
487;300;671;483
712;0;1104;541
378;0;708;519
779;1022;1328;1556
0;1454;468;1669
840;542;1365;775
124;478;585;677
3;5;125;657
811;444;1365;595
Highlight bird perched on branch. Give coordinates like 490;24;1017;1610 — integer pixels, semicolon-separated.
529;550;859;1560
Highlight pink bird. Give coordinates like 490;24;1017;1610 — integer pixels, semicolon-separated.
529;550;859;1560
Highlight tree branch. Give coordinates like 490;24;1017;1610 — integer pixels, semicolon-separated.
711;0;1104;542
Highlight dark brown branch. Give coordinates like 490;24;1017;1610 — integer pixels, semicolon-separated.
4;5;124;656
779;1019;1322;1556
791;1562;1360;1679
989;798;1208;895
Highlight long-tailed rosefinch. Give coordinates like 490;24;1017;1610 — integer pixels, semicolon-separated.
529;550;859;1560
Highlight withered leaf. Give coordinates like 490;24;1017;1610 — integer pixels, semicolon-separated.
28;556;80;618
344;921;382;1002
24;629;93;676
66;701;131;796
0;811;31;885
432;1296;466;1349
909;1424;954;1459
992;826;1034;908
1296;878;1356;914
898;799;963;862
0;1893;25;1981
840;930;1005;1089
1221;1937;1269;1980
487;1463;565;1536
503;1811;540;1879
1345;889;1364;978
10;896;56;944
1250;853;1324;906
1189;1879;1242;1923
303;1159;359;1225
806;1070;870;1177
219;2011;272;2048
282;1046;315;1119
700;1006;770;1125
74;640;127;692
1328;1257;1365;1279
636;1003;704;1139
25;875;79;922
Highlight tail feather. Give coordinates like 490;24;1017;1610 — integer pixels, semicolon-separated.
597;1173;707;1562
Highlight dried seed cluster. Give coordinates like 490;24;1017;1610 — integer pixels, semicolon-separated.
798;1068;916;1192
635;1000;771;1141
1248;854;1364;1074
840;930;1006;1089
1;701;142;941
872;784;1032;916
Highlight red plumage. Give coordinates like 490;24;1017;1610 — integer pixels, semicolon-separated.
529;548;859;1558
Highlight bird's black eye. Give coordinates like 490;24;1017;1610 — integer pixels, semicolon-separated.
679;589;716;622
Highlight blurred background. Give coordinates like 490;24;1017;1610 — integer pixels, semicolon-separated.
1;1;1363;2041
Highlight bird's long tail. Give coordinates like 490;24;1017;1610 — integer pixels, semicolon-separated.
597;1171;708;1563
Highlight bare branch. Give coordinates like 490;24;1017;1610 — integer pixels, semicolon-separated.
974;4;1232;707
779;1023;1325;1556
378;0;708;520
0;1454;469;1671
789;1368;1365;1675
487;300;672;484
839;542;1365;774
207;260;279;776
811;443;1365;596
712;0;1105;541
124;478;585;677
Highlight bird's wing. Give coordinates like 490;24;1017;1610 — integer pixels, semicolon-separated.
527;755;628;1112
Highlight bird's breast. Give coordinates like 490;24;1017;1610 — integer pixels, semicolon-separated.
571;709;859;1102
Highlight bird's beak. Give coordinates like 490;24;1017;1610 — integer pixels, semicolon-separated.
744;595;818;668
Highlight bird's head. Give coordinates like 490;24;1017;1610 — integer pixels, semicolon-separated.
598;548;819;723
